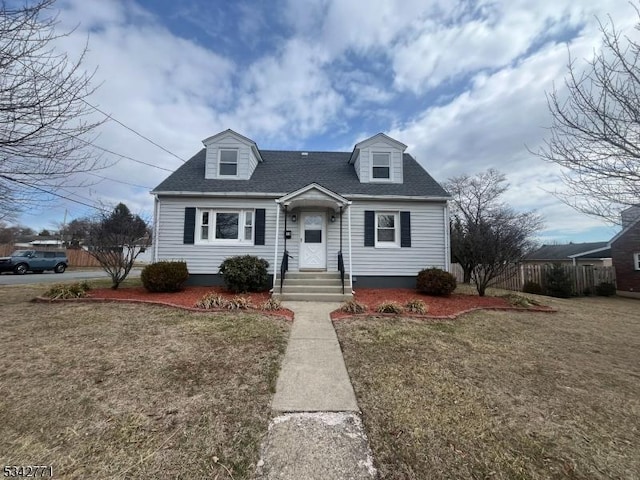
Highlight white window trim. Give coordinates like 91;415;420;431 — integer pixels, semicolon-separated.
634;252;640;271
370;151;392;182
375;211;400;248
196;209;254;245
218;148;239;178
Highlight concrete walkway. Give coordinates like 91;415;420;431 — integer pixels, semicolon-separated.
257;302;376;480
271;302;358;412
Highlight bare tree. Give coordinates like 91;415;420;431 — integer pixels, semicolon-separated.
0;0;104;220
467;211;542;296
445;169;543;295
445;169;509;283
535;4;640;223
87;203;149;289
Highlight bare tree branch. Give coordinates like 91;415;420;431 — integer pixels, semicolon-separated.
0;0;105;220
535;5;640;223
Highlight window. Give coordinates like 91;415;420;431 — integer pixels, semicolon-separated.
634;252;640;270
372;153;390;180
219;149;238;176
376;212;399;247
201;211;210;240
197;209;253;243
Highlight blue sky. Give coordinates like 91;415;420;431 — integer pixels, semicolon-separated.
16;0;637;243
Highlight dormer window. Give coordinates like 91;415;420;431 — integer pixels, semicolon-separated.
372;153;390;180
219;149;238;176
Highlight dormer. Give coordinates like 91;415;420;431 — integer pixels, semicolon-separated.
203;129;263;180
348;133;407;184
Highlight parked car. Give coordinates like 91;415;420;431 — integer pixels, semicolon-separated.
0;250;68;275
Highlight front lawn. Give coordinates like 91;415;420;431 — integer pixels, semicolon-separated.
0;285;289;479
335;294;640;479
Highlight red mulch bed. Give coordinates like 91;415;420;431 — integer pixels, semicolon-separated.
87;286;294;320
331;288;554;320
80;286;551;322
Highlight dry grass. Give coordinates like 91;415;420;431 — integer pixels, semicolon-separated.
335;293;640;479
0;284;289;479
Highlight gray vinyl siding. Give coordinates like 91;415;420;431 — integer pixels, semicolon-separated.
348;200;446;276
156;197;447;278
156;196;285;275
204;138;254;180
248;149;259;177
357;141;403;184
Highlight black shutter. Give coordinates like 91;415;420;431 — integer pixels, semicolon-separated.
183;207;196;244
400;211;411;247
364;210;375;247
255;208;266;245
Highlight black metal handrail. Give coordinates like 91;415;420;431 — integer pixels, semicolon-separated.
280;250;292;293
337;250;345;294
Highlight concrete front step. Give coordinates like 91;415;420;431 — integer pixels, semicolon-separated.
273;292;353;302
281;285;349;294
285;271;342;280
284;278;350;286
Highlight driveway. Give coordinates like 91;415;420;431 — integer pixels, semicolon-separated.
0;269;141;285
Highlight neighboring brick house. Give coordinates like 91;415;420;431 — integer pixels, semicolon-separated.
610;206;640;299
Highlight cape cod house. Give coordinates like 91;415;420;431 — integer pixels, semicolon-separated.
151;129;450;301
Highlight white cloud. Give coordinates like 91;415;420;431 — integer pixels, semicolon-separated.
13;0;639;243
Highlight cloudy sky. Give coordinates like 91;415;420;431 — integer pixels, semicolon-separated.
17;0;638;242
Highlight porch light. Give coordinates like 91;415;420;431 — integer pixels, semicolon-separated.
330;214;336;222
291;214;297;222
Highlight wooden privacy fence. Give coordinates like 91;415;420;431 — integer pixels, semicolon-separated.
0;244;102;267
450;263;616;296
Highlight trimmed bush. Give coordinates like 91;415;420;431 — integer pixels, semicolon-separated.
219;255;269;293
261;297;282;311
595;282;616;297
225;296;253;310
141;261;189;292
405;299;428;314
522;281;544;295
340;299;367;314
44;281;91;299
195;293;227;309
416;268;457;296
376;301;404;314
544;264;573;298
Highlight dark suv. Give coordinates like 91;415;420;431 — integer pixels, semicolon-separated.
0;250;68;275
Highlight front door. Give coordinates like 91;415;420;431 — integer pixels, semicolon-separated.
299;212;326;269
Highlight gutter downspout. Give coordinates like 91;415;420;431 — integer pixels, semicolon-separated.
153;195;160;262
444;203;451;271
273;201;280;291
347;202;353;292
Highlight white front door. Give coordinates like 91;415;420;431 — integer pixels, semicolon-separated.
299;212;326;269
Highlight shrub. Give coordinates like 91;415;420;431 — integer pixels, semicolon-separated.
261;297;282;311
582;287;592;296
522;281;543;295
501;294;541;308
416;268;457;296
405;299;428;314
340;299;367;314
44;282;90;299
195;293;227;309
141;261;189;293
595;282;616;297
376;301;404;314
225;296;253;310
219;255;269;293
544;264;573;298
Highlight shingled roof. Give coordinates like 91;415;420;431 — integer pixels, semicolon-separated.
526;242;611;261
152;149;449;198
